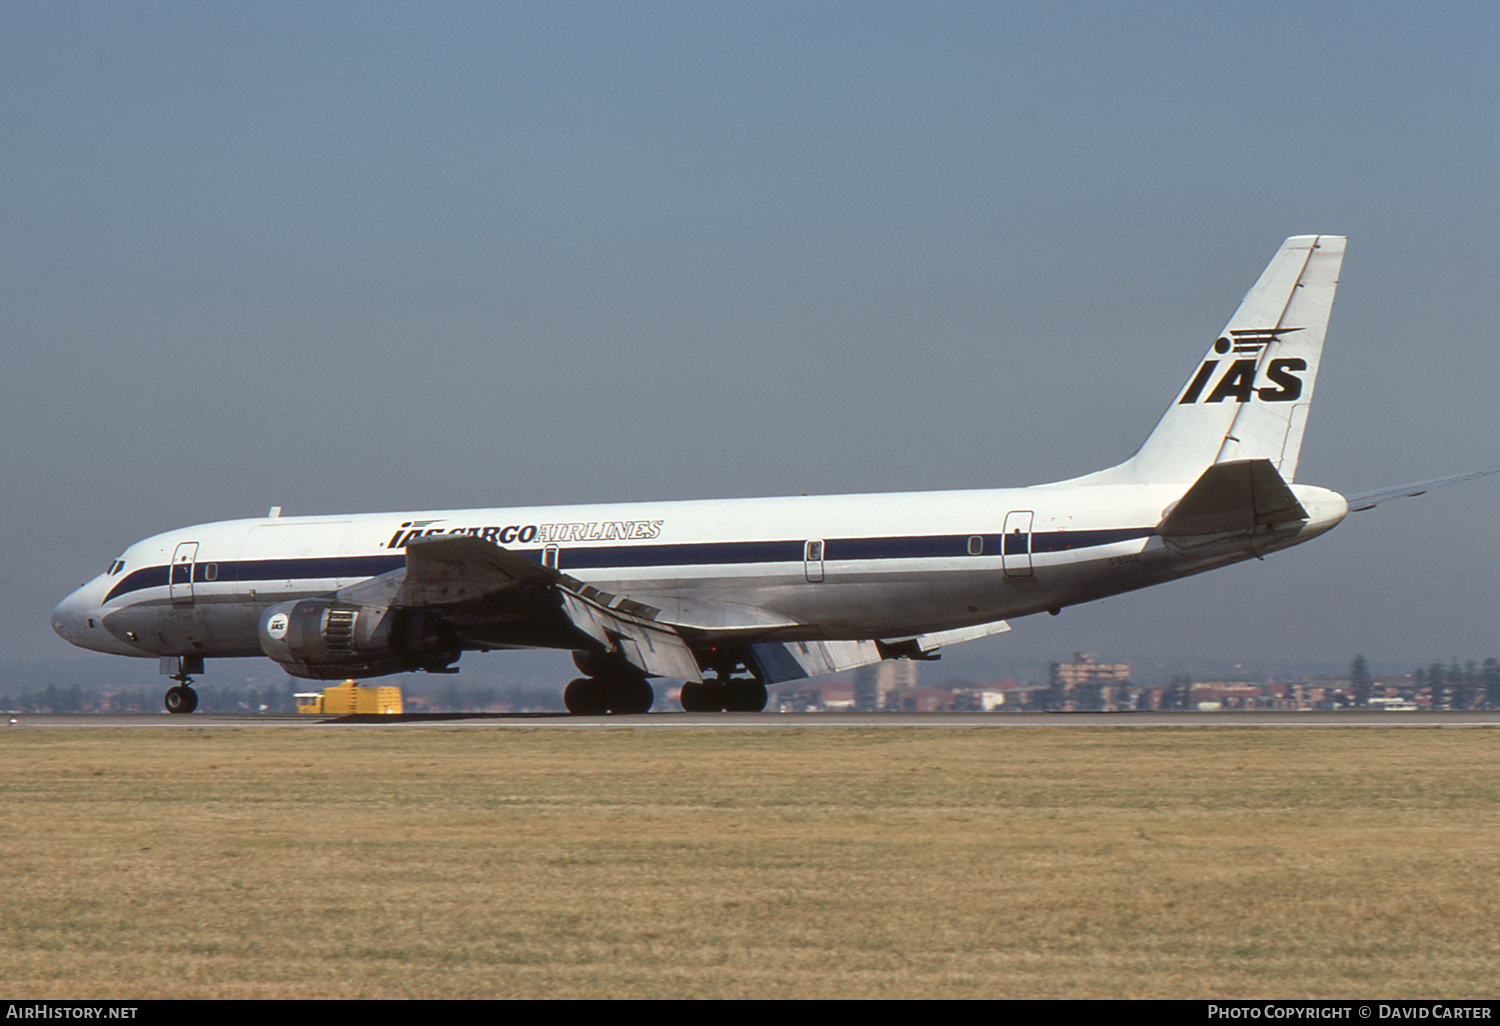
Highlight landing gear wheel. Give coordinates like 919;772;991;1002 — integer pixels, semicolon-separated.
565;676;654;715
564;678;609;716
164;686;199;714
725;682;768;713
679;680;723;713
605;677;654;715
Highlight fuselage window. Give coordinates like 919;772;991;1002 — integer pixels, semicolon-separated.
204;563;218;582
968;536;983;556
805;540;823;562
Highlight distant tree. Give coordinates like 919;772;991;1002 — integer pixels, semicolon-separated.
1482;658;1500;710
1350;654;1373;707
1165;675;1194;711
442;680;464;712
1427;661;1447;710
1456;660;1478;711
1044;663;1066;712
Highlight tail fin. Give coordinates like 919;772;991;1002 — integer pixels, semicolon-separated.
1085;235;1345;485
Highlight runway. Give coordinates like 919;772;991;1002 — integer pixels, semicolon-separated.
6;709;1500;730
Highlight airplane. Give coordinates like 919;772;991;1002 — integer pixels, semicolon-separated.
49;235;1484;715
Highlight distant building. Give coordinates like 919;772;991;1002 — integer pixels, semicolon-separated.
770;680;855;712
1048;653;1131;711
891;688;959;712
951;682;1020;711
854;661;919;711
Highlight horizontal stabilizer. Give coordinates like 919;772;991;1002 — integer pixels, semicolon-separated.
1158;458;1308;537
1346;470;1497;512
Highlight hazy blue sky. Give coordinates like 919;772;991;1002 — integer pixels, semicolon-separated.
7;1;1499;688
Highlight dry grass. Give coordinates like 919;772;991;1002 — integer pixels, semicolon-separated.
2;725;1498;998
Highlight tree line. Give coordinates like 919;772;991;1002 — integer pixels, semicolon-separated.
1;680;566;714
1350;654;1500;710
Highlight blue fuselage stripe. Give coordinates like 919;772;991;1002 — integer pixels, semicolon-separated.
103;527;1156;603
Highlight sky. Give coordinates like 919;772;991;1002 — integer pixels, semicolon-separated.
5;1;1499;691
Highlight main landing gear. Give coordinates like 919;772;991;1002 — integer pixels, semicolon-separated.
160;655;203;715
563;675;655;715
563;650;656;715
679;678;768;713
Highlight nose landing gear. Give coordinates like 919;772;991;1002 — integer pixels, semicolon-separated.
164;684;199;714
160;655;203;715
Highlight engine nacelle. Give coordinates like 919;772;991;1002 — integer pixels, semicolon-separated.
258;599;460;680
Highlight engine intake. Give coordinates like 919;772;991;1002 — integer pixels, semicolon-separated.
258;599;460;680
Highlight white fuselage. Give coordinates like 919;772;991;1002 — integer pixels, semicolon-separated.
52;479;1349;664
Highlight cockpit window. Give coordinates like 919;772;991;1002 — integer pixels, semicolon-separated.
107;560;127;576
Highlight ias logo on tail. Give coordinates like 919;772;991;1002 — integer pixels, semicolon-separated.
1178;331;1307;405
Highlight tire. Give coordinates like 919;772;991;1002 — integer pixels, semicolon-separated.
606;677;654;715
725;682;767;713
679;680;718;713
164;686;198;714
563;677;608;715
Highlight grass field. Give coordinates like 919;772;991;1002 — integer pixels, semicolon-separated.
2;725;1498;998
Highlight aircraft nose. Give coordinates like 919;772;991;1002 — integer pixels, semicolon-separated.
52;577;148;657
52;587;89;643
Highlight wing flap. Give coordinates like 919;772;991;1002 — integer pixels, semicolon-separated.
560;590;703;682
909;618;1013;653
749;619;1013;683
749;639;883;683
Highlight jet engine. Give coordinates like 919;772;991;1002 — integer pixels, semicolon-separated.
258;599;461;680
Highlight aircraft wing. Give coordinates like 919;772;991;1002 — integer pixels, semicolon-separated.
398;533;558;603
1345;470;1497;512
332;534;554;609
329;534;1005;685
332;534;704;681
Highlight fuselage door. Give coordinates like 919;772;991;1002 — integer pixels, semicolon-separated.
804;539;825;583
169;541;199;605
1002;511;1034;577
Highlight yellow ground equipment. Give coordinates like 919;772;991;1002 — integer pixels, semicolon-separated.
296;680;404;715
